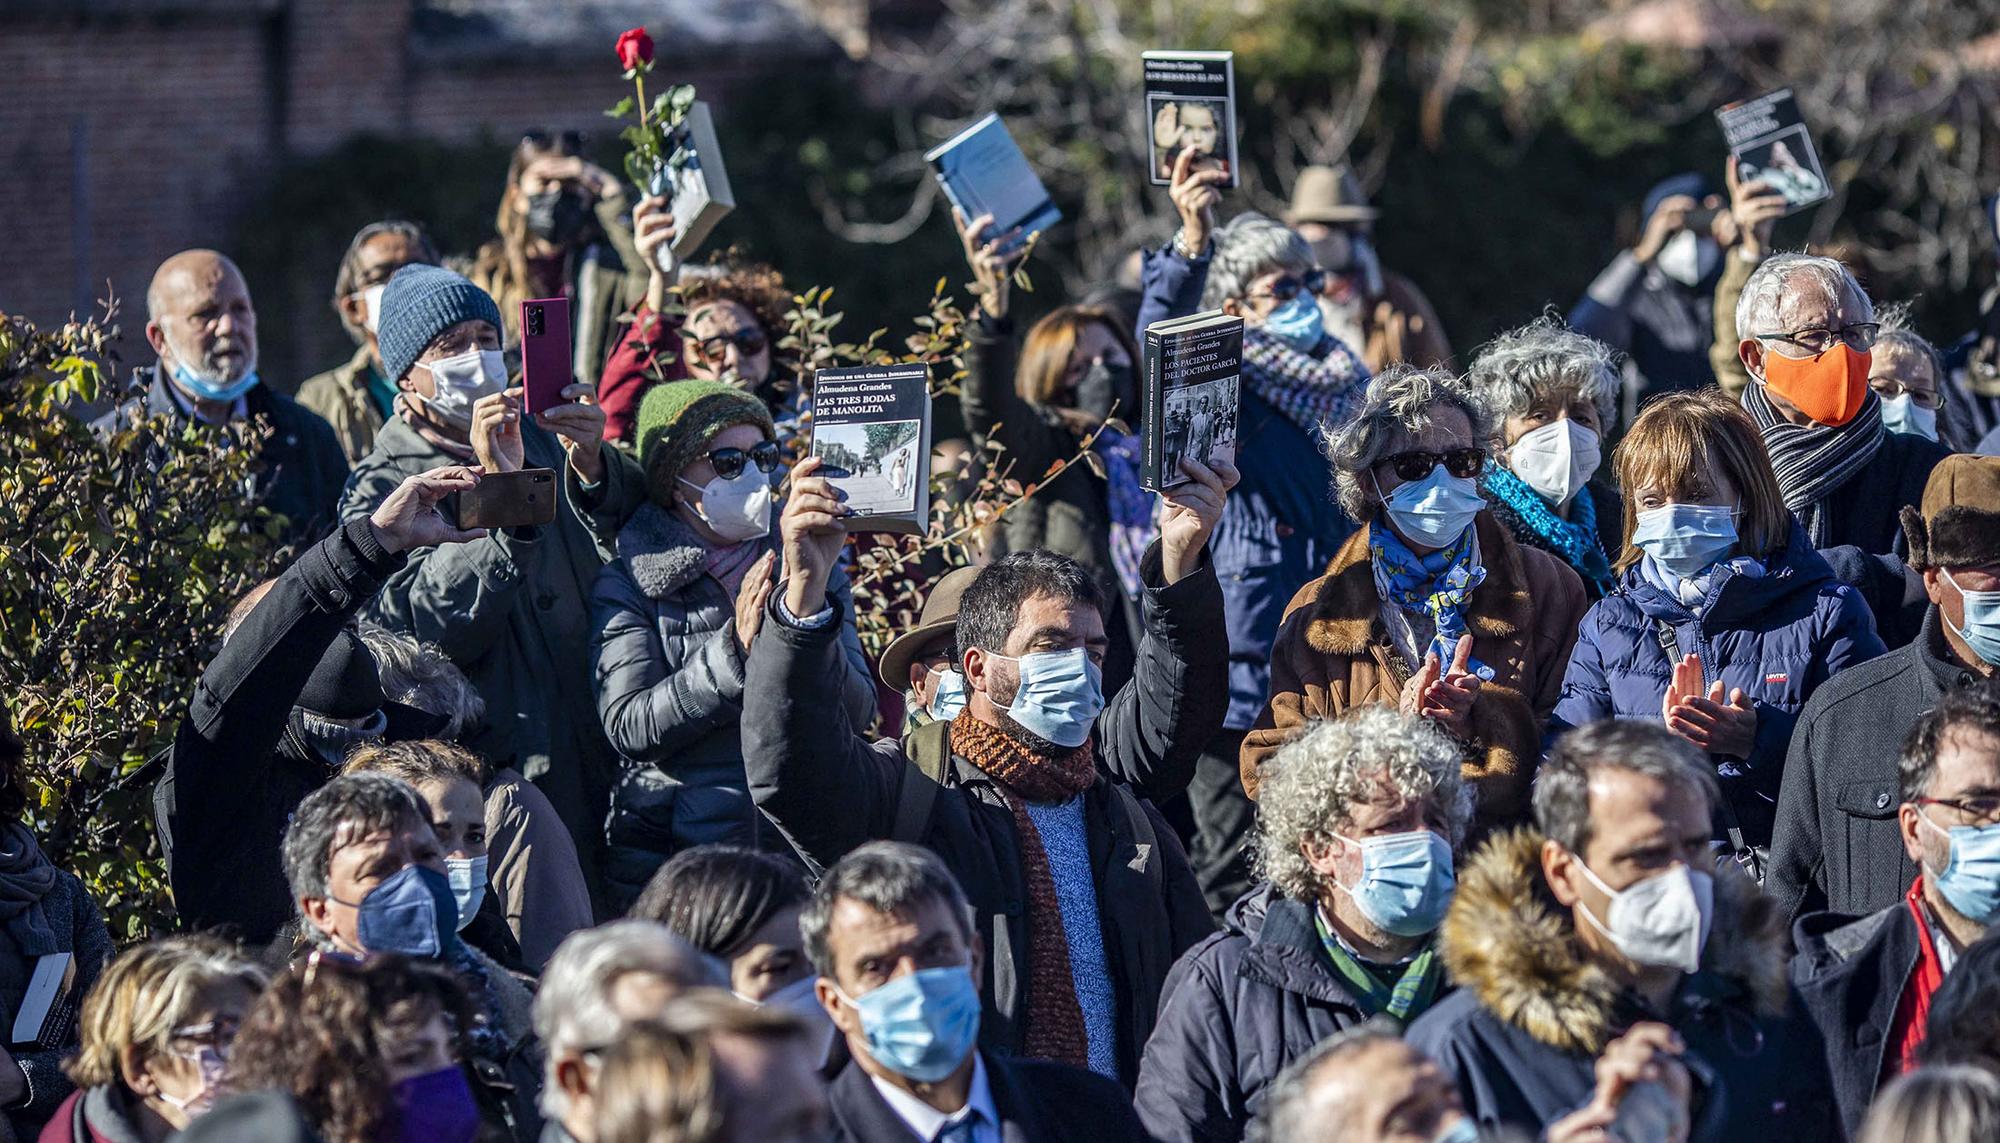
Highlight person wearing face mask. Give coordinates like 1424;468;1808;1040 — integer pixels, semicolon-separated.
89;249;350;546
467;132;647;383
224;947;497;1143
1868;306;1967;449
343;740;526;973
342;263;646;911
875;567;981;733
153;466;481;945
1462;318;1626;600
279;774;543;1140
802;842;1149;1141
1769;456;2000;926
745;451;1236;1085
590;380;873;906
1407;721;1822;1140
44;937;266;1143
1242;368;1589;840
1787;682;2000;1138
1135;182;1371;918
592;996;830;1143
1136;708;1470;1143
1552;392;1883;855
1569;174;1730;417
299;221;442;464
1283;164;1453;374
1736;252;1949;555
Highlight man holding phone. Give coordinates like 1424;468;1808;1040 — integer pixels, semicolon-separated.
339;263;645;913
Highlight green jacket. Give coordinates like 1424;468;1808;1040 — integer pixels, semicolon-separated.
338;416;646;905
297;345;388;465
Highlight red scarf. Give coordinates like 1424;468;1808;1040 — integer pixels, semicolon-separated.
948;711;1096;1069
1884;877;1950;1082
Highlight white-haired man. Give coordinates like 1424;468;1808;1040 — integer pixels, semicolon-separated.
1736;252;1948;555
1136;708;1470;1142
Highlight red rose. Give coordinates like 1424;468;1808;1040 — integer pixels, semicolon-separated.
615;27;653;71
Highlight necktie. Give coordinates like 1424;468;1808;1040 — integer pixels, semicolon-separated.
935;1110;983;1143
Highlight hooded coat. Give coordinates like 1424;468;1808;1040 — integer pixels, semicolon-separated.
1405;830;1825;1141
1551;523;1886;847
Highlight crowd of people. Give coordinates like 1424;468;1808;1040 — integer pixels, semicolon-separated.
12;101;2000;1143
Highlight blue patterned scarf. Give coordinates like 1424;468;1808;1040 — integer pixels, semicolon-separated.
1482;465;1616;597
1369;521;1495;681
1239;328;1372;438
1094;425;1155;599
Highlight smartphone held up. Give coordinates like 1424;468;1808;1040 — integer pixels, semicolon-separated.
521;297;573;417
457;468;559;531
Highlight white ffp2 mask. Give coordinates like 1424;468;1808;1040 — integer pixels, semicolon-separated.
1507;419;1600;508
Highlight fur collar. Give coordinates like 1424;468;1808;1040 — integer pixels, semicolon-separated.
1439;828;1789;1056
1301;513;1534;657
616;501;735;599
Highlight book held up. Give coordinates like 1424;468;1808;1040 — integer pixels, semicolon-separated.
1143;50;1238;188
925;113;1062;258
1141;310;1243;492
810;363;933;535
1715;89;1831;215
647;100;736;266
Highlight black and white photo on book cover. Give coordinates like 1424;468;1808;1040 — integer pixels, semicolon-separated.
1161;375;1238;481
1714;89;1831;214
1143;51;1236;187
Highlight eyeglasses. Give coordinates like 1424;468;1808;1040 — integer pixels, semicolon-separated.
1916;796;2000;828
1753;323;1881;356
1378;448;1486;482
171;1018;242;1052
521;129;585;153
1870;379;1943;408
706;441;782;480
1245;269;1328;304
684;328;770;364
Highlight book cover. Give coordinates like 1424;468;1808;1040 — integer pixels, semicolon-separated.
10;951;75;1050
924;112;1062;257
648;101;736;262
1141;310;1244;492
810;362;934;535
1714;89;1831;216
1143;50;1237;188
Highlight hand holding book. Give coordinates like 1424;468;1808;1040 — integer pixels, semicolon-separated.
1168;145;1227;255
1157;455;1239;586
779;455;852;619
954;207;1025;320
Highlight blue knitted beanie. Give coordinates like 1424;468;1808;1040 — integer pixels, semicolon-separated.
376;263;504;383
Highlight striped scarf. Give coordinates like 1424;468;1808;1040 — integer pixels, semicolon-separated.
1743;382;1885;545
1314;909;1444;1023
1369;521;1495;681
1238;328;1372;438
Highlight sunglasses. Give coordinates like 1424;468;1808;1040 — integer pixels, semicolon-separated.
1246;269;1328;304
685;328;770;363
706;441;782;480
1379;448;1486;482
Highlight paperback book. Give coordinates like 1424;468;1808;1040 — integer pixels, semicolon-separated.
1141;310;1243;491
647;101;736;264
810;362;933;534
1715;89;1831;215
925;112;1062;257
1143;50;1237;187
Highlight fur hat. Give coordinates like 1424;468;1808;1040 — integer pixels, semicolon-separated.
1901;454;2000;570
634;380;776;506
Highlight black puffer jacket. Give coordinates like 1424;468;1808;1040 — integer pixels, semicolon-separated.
1136;886;1420;1142
589;502;874;906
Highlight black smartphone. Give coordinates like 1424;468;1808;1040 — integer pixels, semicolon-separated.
457;468;558;531
1684;207;1719;232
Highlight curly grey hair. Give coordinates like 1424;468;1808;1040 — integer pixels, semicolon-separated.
1326;365;1494;522
1734;251;1873;344
358;623;486;741
1200;212;1315;311
1253;707;1472;903
1463;316;1620;435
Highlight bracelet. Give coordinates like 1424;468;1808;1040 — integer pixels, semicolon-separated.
1171;228;1209;260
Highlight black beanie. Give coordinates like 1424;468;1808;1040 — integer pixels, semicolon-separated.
296;629;386;719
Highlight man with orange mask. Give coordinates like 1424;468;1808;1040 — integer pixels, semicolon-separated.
1736;253;1950;555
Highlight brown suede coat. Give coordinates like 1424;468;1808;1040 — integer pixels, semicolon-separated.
1240;512;1587;829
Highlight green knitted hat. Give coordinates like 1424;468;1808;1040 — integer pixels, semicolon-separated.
636;380;777;504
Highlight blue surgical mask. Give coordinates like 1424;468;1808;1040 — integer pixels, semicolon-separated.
1432;1118;1480;1143
172;362;261;403
445;855;486;933
339;864;459;958
1380;465;1486;548
1945;569;2000;668
926;667;969;722
1920;809;2000;924
1333;829;1456;938
1259;293;1326;355
1631;504;1738;580
1880;393;1940;441
835;965;981;1083
986;648;1105;748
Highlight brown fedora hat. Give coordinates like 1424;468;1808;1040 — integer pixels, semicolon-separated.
877;566;985;689
1286;164;1380;225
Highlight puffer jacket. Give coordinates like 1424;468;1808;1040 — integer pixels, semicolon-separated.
1551;522;1885;847
589;501;875;905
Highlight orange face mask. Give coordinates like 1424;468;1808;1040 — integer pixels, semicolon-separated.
1760;343;1871;427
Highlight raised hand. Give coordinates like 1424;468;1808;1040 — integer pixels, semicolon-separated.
1633;194;1695;265
1158;457;1238;585
368;466;489;553
1421;634;1484;737
778;456;850;619
535;381;607;484
1168;145;1227;254
1725;154;1788;261
470;388;526;475
636;194;681;303
953;208;1021;319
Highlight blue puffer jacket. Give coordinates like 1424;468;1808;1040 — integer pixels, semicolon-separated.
1551;522;1885;846
1136;243;1361;728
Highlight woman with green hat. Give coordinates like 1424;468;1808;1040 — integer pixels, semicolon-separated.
589;380;875;902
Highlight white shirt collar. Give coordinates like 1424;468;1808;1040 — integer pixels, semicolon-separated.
869;1052;997;1143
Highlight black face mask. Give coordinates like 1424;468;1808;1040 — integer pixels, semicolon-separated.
524;187;591;247
1074;360;1135;421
